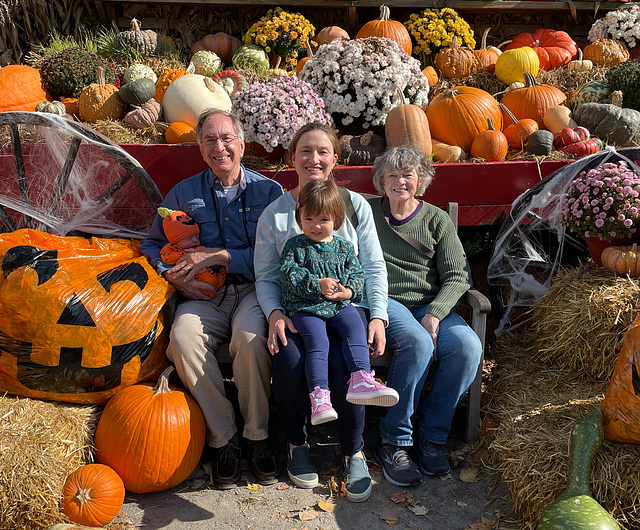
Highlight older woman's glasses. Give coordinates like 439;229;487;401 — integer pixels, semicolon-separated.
203;134;238;147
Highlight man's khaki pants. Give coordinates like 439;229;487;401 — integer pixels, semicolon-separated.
166;283;271;448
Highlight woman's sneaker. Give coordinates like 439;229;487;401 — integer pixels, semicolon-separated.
346;370;399;407
344;453;372;502
374;442;423;487
309;387;338;425
418;439;450;476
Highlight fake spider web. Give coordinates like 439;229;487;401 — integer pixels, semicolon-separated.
0;111;162;239
488;146;640;334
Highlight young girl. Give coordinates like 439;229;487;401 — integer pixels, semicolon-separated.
279;180;398;425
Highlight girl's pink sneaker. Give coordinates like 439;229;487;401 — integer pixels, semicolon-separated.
309;387;338;425
346;370;399;407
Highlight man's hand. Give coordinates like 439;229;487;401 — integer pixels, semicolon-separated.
164;268;212;300
368;318;386;357
267;309;298;355
172;247;229;281
421;313;440;358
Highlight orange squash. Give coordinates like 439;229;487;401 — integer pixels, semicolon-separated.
154;67;189;103
0;65;49;112
426;86;502;151
601;244;640;277
78;67;125;123
583;39;630;68
315;25;349;47
165;121;197;144
434;36;480;79
499;72;566;129
356;5;412;55
295;41;314;76
470;118;508;161
61;464;125;527
94;366;206;493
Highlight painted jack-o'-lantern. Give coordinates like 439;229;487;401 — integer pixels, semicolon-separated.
0;229;173;405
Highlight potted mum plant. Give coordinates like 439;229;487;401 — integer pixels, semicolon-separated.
561;160;640;265
231;76;332;162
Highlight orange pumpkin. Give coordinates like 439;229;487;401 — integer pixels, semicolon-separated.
583;39;630;68
499;72;566;129
61;97;80;116
470;118;508;161
0;65;50;112
61;464;125;527
165;121;197;144
0;229;171;405
94;366;206;494
356;5;412;55
500;103;539;149
474;28;501;73
422;66;438;88
190;32;242;64
505;28;578;70
426;86;503;151
154;67;189;103
295;41;314;76
601;243;640;277
385;95;432;156
434;35;480;79
315;25;349;47
78;67;125;123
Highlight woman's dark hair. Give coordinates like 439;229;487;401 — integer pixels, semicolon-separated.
288;122;340;158
295;179;345;230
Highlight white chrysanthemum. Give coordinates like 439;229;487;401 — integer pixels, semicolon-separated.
588;6;640;49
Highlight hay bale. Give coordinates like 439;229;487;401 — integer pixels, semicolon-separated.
0;395;99;529
531;266;640;382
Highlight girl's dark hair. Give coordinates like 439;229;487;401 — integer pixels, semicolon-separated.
288;122;340;158
295;179;345;229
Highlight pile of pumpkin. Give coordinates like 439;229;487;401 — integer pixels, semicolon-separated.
56;366;205;527
1;8;640;163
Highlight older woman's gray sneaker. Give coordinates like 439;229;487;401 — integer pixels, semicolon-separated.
344;453;372;502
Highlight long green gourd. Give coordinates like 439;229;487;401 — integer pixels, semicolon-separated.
537;409;620;529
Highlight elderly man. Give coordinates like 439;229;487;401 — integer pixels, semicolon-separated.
141;108;283;489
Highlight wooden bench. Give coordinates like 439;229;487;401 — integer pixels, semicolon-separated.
186;201;490;443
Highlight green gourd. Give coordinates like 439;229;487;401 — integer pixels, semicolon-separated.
537;409;620;530
118;77;157;106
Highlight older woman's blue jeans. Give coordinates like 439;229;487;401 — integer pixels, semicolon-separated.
379;298;482;446
271;306;367;457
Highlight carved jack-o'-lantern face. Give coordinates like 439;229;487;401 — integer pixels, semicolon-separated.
0;229;173;405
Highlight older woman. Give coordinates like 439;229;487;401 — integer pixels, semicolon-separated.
254;122;388;502
368;146;482;487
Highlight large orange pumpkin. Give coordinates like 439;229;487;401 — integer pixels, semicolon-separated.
505;28;578;70
426;86;503;151
499;72;566;129
0;65;50;112
190;32;242;64
94;366;206;494
61;463;125;527
356;5;412;55
0;229;172;404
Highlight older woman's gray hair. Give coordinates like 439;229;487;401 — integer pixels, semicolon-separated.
372;146;435;197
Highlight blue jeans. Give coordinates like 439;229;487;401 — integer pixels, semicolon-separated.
292;304;370;392
379;298;482;446
272;306;368;457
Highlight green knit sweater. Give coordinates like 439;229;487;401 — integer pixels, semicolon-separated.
368;197;472;320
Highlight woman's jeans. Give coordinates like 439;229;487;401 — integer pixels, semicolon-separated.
379;298;482;446
272;306;368;457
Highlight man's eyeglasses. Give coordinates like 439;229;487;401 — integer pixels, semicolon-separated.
202;134;238;147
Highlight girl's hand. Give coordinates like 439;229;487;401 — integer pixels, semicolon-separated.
324;283;352;302
267;309;298;355
318;277;339;298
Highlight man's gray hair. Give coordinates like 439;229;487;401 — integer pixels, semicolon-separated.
196;108;245;143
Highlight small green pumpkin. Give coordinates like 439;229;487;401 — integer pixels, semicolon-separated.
190;50;223;77
571;80;610;108
35;100;66;115
232;44;270;74
118;77;157;106
526;129;554;155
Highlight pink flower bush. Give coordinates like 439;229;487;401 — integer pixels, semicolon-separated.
562;161;640;241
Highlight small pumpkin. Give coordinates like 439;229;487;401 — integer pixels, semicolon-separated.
270;56;290;77
558;138;601;157
165;121;197;144
470;118;508;161
295;41;314;76
422;66;438;88
474;28;501;72
501;103;539;150
118;77;157;107
35;100;66;116
124;98;162;129
525;129;554;155
495;46;540;85
154;66;190;103
583;39;630;68
431;139;467;163
190;50;223;77
0;64;49;112
123;63;157;85
500;72;567;129
340;131;386;165
567;48;593;71
315;26;349;47
94;366;206;494
602;243;640;277
355;5;411;55
552;125;590;148
61;463;125;527
190;32;242;64
61;97;80;116
78;67;126;123
543;105;578;134
211;69;245;97
434;35;480;79
114;18;159;55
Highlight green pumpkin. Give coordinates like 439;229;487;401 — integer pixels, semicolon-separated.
572;80;610;108
118;77;157;106
526;130;554;155
232;44;269;74
537;410;620;530
114;18;159;55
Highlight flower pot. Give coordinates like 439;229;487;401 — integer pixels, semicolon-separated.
246;142;284;164
584;236;638;267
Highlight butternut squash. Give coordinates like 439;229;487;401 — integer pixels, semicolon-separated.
431;140;466;163
543;105;578;134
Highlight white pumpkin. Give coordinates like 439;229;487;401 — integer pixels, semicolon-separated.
123;63;158;85
162;74;232;128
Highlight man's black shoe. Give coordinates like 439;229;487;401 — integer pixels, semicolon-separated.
246;438;280;485
212;437;242;489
